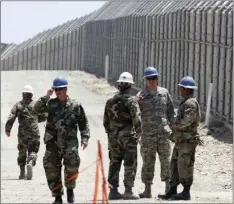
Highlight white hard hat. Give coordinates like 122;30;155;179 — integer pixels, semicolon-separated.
117;72;134;84
22;85;34;94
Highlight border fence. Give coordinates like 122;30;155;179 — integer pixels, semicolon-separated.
1;0;233;124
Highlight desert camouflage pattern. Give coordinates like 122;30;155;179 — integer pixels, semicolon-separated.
140;134;171;183
136;86;176;184
136;86;175;135
5;99;47;167
103;89;142;189
34;95;90;196
169;96;202;187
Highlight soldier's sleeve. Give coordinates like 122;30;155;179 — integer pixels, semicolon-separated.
129;97;142;134
103;101;110;133
167;91;176;124
135;91;143;112
34;95;50;114
176;101;197;129
37;113;48;123
76;103;90;143
5;103;18;132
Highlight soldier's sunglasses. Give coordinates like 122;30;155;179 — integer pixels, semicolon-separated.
54;88;64;92
146;77;157;81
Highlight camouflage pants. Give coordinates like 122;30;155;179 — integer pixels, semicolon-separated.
108;135;137;189
170;142;197;187
17;135;40;167
43;141;80;197
140;135;171;184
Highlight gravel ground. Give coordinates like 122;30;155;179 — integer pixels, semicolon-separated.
1;70;232;203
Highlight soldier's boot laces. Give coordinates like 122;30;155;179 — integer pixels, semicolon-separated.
53;196;63;204
139;184;152;198
19;166;25;179
171;185;191;200
108;188;123;200
26;160;33;180
67;189;75;203
123;188;139;200
158;186;177;200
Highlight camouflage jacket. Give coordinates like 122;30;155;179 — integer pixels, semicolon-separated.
103;89;142;137
33;95;90;148
136;86;176;136
171;95;201;142
5;99;47;136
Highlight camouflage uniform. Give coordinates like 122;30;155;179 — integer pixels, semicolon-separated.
165;95;202;200
5;99;46;171
33;95;90;197
103;89;142;199
136;86;175;197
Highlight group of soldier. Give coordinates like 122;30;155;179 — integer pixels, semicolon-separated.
5;66;203;204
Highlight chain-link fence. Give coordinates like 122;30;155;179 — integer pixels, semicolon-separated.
1;0;233;124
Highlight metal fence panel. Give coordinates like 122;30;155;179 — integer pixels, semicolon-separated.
37;43;42;70
1;0;232;124
27;48;32;71
1;59;4;71
54;37;59;70
58;35;64;70
13;53;18;70
45;40;50;70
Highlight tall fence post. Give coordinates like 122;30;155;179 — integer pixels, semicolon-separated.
105;55;109;81
204;83;213;128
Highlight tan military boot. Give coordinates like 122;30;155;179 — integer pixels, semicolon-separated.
26;161;33;180
139;184;152;198
123;187;139;200
19;166;25;179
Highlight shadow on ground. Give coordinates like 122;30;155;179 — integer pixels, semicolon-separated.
206;120;233;144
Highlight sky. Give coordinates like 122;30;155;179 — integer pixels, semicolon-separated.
1;1;106;44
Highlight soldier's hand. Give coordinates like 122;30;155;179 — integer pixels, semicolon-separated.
46;88;54;96
81;141;88;150
5;132;10;137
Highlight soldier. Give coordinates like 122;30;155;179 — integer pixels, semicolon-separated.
158;76;203;200
136;67;176;198
33;77;90;204
103;72;142;200
5;85;47;180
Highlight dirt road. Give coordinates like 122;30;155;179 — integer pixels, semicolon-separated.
1;71;232;203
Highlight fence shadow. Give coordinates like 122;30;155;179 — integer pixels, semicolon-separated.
206;120;233;145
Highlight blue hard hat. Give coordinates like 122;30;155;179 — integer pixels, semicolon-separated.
178;76;197;89
52;77;68;88
143;67;159;78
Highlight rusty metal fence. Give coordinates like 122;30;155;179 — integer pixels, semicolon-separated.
1;0;233;124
